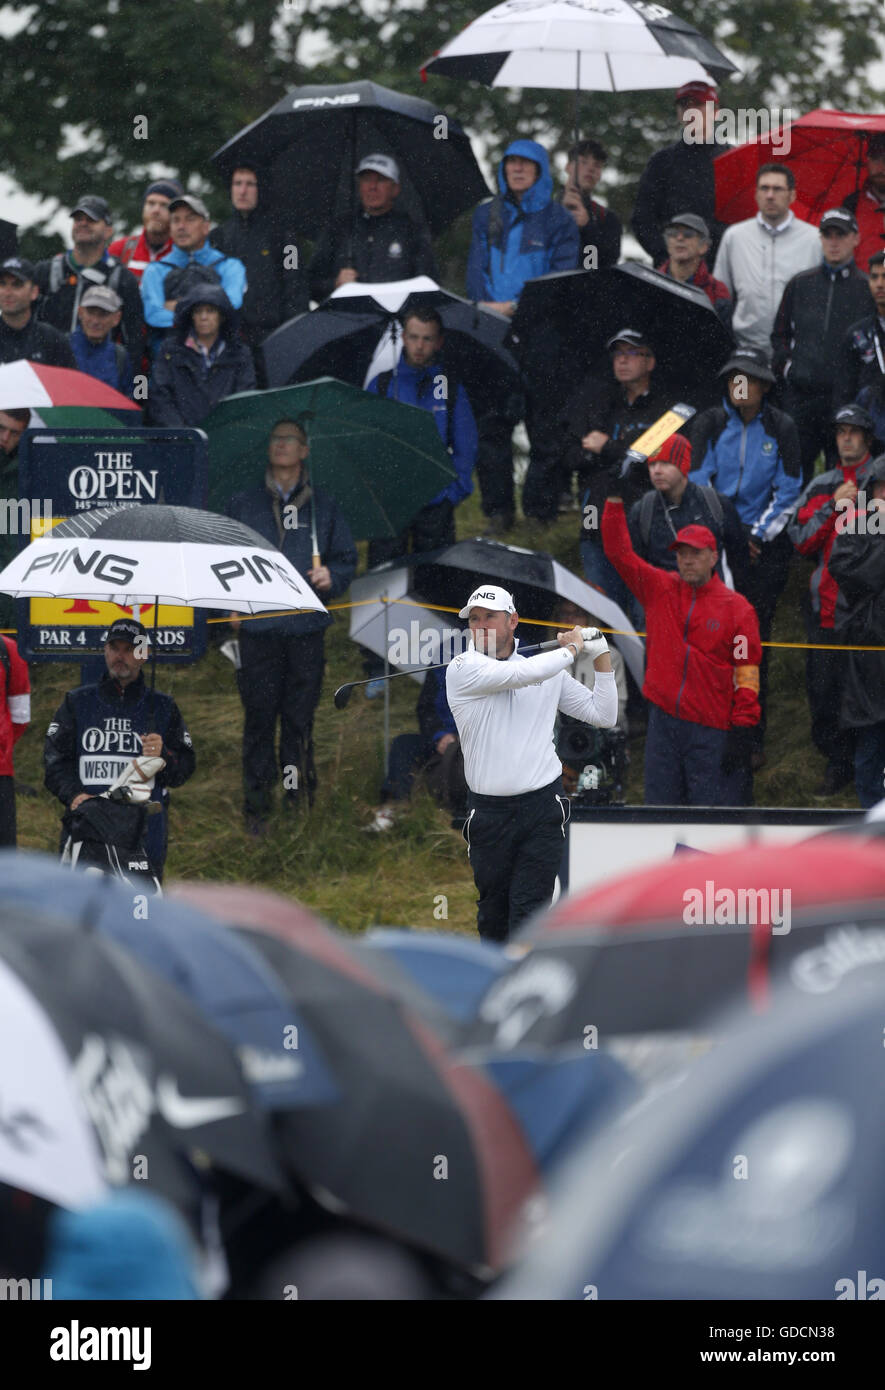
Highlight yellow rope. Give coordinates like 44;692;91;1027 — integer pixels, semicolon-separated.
5;592;885;653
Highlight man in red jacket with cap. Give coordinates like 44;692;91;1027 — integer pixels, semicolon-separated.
603;498;761;806
0;633;30;845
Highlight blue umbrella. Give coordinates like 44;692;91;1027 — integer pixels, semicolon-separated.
0;852;338;1111
356;928;509;1030
496;973;885;1299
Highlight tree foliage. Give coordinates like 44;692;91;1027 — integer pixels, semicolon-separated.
1;0;883;258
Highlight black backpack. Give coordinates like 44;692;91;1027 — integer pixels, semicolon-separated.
638;484;724;548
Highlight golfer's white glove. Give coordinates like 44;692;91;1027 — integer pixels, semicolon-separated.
580;627;610;662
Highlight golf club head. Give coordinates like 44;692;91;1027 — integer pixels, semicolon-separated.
333;684;354;710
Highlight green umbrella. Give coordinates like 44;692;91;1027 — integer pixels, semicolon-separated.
202;377;457;541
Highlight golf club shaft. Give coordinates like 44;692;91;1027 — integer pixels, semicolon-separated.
333;634;602;707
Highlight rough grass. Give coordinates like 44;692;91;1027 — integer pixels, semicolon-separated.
13;486;859;934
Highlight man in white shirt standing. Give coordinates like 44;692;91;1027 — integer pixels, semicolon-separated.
446;585;617;942
714;163;819;352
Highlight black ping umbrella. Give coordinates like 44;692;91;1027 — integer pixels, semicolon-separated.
262;284;520;406
513;262;735;412
211;80;490;241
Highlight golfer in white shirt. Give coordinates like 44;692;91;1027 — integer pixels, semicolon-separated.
446;584;617;940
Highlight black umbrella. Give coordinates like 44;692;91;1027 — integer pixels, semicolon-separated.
262;284;520;406
0;908;285;1217
211;80;489;241
512;262;734;411
0;220;17;261
173;881;539;1278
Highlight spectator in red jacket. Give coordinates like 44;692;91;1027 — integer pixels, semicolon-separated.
656;212;732;329
0;634;30;845
108;179;183;283
787;402;878;795
602;500;761;806
843;134;885;273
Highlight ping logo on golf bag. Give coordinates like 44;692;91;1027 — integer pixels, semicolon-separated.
210;553;301;593
22;548;137;586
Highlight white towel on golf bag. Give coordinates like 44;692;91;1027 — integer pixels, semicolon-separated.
104;755;166;803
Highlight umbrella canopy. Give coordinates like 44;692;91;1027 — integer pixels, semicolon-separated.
202;378;456;540
349;536;645;687
0;503;325;615
0;853;338;1113
715;108;885;226
0;944;107;1210
172;882;540;1277
463;837;885;1052
513;262;734;410
262;276;519;405
0;361;140;413
0;905;284;1212
211;80;489;240
422;0;739;92
496;971;885;1300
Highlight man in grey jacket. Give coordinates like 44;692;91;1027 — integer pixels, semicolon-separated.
714;164;819;353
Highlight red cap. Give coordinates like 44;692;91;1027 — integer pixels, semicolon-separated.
675;80;719;107
649;433;692;475
669;523;717;554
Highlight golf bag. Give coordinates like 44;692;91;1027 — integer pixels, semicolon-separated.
60;756;166;893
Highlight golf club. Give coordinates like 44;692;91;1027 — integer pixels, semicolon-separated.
333;629;606;709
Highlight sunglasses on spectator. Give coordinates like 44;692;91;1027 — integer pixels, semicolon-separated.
612;346;650;358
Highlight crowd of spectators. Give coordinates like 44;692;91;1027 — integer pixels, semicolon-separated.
2;75;885;827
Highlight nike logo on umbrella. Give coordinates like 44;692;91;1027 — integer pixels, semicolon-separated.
155;1077;246;1129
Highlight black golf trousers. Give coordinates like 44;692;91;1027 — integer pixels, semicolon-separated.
463;777;570;942
238;630;325;817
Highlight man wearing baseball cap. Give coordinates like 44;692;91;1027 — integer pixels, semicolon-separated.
788;403;878;795
0;256;76;368
772;207;873;483
69;284;133;396
602;499;761;806
109;179;183;283
44;617;195;880
140;193;246;350
34;195;144;355
308;153;437;303
657;212;732;324
632;82;728;266
561;327;667;614
842;132;885;271
446;585;616;940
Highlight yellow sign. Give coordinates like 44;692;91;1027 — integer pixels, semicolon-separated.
628;404;696;461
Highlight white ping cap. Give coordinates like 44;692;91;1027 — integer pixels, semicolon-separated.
458;584;516;620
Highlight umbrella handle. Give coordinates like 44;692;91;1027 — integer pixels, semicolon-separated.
312;552;321;570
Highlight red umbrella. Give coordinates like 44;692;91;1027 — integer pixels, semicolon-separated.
0;360;140;412
462;836;885;1049
715;109;885;226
